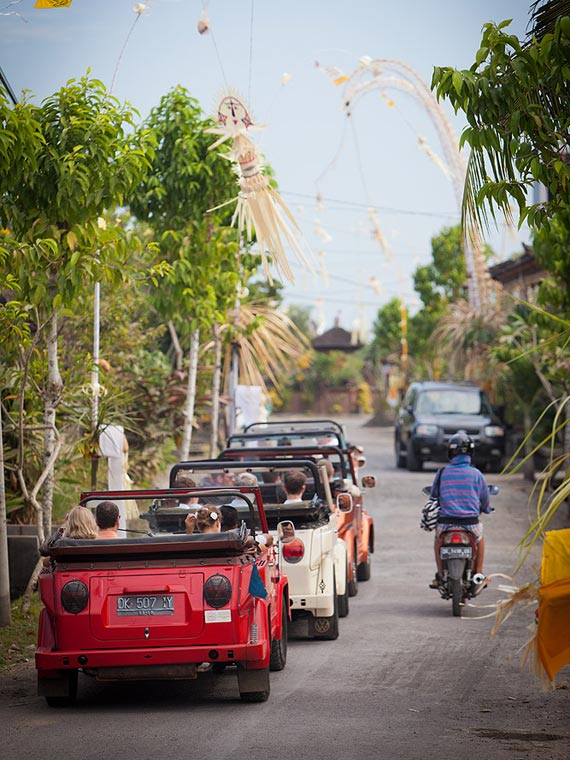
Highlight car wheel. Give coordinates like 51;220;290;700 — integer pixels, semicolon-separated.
406;438;423;471
348;543;358;597
337;564;349;618
357;550;371;581
395;436;406;469
270;595;288;671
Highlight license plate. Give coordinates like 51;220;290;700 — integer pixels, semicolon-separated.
440;546;472;559
116;594;175;616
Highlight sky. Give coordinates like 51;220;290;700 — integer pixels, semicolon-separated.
2;0;531;336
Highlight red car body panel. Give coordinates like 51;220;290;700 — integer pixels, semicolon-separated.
36;488;288;704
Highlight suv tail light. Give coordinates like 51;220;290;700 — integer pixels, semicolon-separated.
61;580;89;614
203;574;232;608
282;538;304;563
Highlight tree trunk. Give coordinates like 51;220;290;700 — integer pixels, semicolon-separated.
41;312;63;539
179;328;199;461
0;402;11;626
209;323;222;458
168;320;184;371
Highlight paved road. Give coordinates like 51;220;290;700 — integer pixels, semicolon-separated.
1;418;569;760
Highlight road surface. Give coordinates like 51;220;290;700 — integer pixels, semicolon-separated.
1;417;568;760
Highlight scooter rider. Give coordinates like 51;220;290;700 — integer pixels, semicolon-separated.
430;431;492;588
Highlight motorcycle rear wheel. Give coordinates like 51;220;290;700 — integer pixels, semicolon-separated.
450;578;462;617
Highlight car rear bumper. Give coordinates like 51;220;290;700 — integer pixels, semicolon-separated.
36;640;268;673
413;437;504;464
289;593;335;617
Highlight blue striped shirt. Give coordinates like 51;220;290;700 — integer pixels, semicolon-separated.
431;454;490;520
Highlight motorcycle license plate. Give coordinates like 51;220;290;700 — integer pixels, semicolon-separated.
440;546;472;560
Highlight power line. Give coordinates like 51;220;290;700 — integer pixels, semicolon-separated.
282;190;459;220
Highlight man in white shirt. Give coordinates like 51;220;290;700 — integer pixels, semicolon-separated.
283;471;307;503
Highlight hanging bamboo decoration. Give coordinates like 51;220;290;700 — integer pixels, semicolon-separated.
207;92;313;284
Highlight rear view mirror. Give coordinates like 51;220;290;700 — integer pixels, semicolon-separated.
277;520;296;543
488;485;499;496
422;486;431;496
336;493;353;513
361;475;376;489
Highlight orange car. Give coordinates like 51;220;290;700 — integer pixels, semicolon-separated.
220;435;376;597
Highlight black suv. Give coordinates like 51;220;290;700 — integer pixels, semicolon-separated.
394;381;506;472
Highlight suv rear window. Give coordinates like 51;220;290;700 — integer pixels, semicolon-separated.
416;389;491;416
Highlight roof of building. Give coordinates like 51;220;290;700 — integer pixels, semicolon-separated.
312;324;363;352
488;244;542;284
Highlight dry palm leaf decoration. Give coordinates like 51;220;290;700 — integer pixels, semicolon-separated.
206;92;313;284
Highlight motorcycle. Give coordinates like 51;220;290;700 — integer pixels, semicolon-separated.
422;484;498;617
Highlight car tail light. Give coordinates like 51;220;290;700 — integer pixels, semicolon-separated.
282;538;304;563
449;532;470;545
203;574;232;608
60;580;89;614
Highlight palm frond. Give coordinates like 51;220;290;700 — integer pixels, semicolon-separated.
528;0;570;40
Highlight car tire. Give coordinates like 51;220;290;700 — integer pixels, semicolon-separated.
406;439;423;471
348;543;358;597
337;564;349;618
357;545;371;582
270;596;288;671
395;436;406;469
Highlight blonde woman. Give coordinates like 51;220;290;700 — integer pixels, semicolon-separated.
64;506;98;539
185;504;221;535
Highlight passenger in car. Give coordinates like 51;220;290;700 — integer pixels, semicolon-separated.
40;505;99;561
172;472;202;508
184;504;222;534
220;504;239;531
95;501;121;539
283;471;307;503
64;505;98;539
219;504;274;552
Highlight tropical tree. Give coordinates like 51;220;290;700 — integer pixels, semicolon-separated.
431;4;570;550
0;76;159;543
431;15;570;234
129;86;239;459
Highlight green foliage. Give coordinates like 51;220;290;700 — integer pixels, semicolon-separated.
532;208;570;312
432;17;570;232
129;86;241;336
286;304;317;339
0;77;166;525
0;593;42;670
368;298;404;363
129;86;234;231
1;76;154;241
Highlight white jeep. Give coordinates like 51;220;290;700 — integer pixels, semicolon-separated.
169;459;351;640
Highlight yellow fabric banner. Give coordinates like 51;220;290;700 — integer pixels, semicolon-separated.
34;1;73;8
536;578;570;681
541;528;570;585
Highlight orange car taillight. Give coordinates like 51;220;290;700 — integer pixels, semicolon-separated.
203;574;232;608
282;538;304;563
60;580;89;614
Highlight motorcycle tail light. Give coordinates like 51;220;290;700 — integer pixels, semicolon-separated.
203;574;232;608
449;532;470;545
282;538;304;563
61;580;89;614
